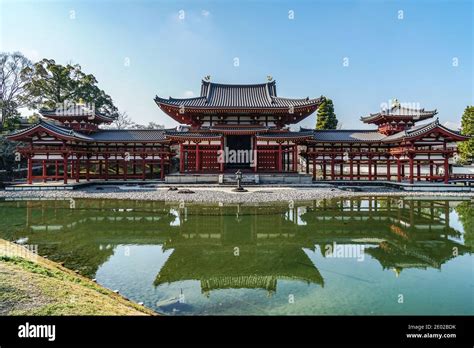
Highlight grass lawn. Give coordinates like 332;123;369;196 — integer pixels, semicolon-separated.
0;239;155;315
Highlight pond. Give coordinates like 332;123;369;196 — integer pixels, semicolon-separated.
0;196;472;315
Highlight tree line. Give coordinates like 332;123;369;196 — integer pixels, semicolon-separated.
0;51;162;131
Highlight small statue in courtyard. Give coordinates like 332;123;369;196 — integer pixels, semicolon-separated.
232;169;247;192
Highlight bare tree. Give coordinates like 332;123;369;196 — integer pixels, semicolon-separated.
104;111;135;129
0;52;33;127
131;121;165;130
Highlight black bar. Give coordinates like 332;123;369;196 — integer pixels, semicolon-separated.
0;316;472;346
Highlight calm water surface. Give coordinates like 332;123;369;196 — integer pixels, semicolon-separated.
0;196;472;315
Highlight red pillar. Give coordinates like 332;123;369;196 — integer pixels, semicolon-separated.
397;157;401;182
180;143;185;173
443;156;449;184
160;155;165;180
417;162;421;181
292;145;298;172
373;160;377;180
368;157;372;181
105;157;109;181
142;158;146;180
222;138;226;173
195;143;200;172
55;161;59;181
27;156;33;184
330;157;335;180
42;160;47;183
349;157;353;180
386;159;391;181
63;155;68;184
86;158;90;181
123;160;127;181
357;161;360;180
75;158;80;183
312;155;316;180
409;155;414;184
278;143;283;172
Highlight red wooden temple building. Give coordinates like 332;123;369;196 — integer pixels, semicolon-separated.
7;79;469;184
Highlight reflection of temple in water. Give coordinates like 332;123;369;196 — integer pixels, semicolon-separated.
0;197;470;292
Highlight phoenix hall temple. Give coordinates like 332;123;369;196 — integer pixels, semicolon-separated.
8;79;469;184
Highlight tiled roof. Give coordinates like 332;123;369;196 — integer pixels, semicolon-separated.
155;80;324;109
257;131;314;139
165;131;222;139
40;104;115;122
7;119;92;141
90;129;167;142
299;128;386;143
361;104;437;123
382;119;467;142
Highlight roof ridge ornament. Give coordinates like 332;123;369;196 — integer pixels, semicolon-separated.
391;98;400;109
204;75;211;82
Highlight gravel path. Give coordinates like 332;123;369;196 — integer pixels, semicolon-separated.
1;185;473;203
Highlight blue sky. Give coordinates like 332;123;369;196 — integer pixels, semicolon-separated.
1;0;472;129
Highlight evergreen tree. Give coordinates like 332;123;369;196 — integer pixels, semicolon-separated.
316;98;338;130
458;106;474;164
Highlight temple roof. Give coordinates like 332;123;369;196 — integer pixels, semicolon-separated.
361;104;437;124
382;119;468;142
40;104;115;123
7;119;93;142
155;80;324;109
7;119;170;143
300;127;386;143
90;129;167;142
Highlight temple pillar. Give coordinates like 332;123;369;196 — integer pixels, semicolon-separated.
368;157;372;181
123;160;127;181
330;157;335;180
55;161;59;181
180;143;185;173
322;156;327;180
75;158;80;183
104;157;109;181
396;157;401;182
42;160;47;183
312;155;316;180
293;145;298;172
160;155;165;180
349;157;353;180
409;155;414;184
63;155;68;184
373;159;377;180
86;157;90;181
142;157;146;180
27;156;33;184
386;159;391;181
195;142;200;172
278;143;283;172
221;138;225;173
443;156;449;184
417;162;421;181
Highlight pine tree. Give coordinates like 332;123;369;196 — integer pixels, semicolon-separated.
458;106;474;164
316;98;338;130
